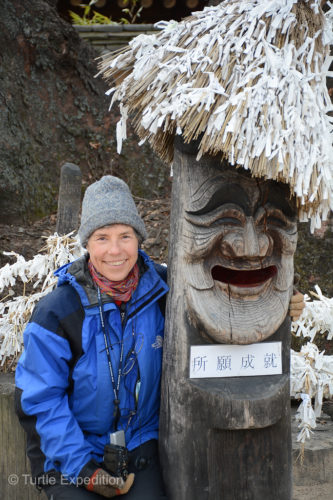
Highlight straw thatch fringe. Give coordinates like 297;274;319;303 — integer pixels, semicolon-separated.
97;0;333;231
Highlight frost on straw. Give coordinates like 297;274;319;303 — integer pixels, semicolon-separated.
0;233;84;366
97;0;333;232
291;286;333;442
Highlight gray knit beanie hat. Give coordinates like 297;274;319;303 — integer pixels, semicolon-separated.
78;175;147;246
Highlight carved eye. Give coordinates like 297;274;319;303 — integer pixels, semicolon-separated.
266;215;288;228
185;204;245;228
213;208;245;227
256;206;291;229
213;217;243;226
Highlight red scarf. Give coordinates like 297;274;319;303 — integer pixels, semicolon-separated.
88;260;139;303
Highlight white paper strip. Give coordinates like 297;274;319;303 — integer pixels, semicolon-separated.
189;342;282;378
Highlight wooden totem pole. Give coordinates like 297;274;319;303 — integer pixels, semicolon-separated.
159;138;297;499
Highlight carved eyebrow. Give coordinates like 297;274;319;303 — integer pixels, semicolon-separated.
256;204;296;226
185;203;246;227
188;184;250;215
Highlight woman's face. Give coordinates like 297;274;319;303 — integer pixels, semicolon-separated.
87;224;139;282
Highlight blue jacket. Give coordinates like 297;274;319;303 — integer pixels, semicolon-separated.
15;250;168;482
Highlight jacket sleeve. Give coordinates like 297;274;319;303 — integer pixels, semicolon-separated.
15;287;103;482
15;321;98;481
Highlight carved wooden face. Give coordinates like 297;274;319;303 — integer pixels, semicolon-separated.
183;162;297;344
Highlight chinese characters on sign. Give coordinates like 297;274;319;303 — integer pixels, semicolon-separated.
189;343;282;378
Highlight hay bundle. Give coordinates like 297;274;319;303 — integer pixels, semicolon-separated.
97;0;333;230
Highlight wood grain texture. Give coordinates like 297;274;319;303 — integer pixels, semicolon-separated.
159;141;294;499
56;163;82;236
0;377;40;500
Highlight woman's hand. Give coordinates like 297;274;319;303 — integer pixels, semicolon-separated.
289;291;305;322
85;468;135;498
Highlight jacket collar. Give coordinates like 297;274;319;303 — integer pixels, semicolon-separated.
54;250;167;309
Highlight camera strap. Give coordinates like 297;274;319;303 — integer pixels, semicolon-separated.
97;287;124;430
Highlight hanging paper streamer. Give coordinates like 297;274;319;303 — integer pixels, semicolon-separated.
97;0;333;231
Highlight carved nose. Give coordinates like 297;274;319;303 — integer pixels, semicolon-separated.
221;218;272;259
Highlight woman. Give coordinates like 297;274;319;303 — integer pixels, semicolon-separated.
15;175;304;499
15;175;169;499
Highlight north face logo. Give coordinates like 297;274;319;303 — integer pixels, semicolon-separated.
152;335;163;349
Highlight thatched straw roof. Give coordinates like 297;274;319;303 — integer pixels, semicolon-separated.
97;0;333;230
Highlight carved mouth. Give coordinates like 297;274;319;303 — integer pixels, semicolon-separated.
211;265;277;288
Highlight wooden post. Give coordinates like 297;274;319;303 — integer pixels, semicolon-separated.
159;138;296;499
0;375;40;500
56;162;82;235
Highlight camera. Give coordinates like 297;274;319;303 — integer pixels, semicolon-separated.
104;431;129;480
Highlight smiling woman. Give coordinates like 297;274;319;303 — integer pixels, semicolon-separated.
15;175;169;499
